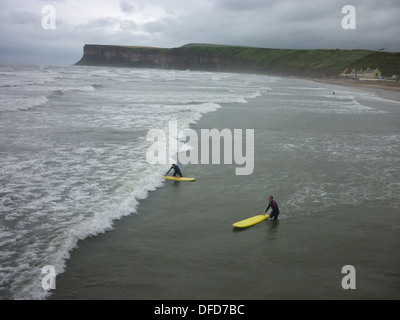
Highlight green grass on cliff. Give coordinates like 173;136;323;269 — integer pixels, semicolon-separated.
77;43;400;77
176;44;400;77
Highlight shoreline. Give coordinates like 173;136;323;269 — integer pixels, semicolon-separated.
310;78;400;103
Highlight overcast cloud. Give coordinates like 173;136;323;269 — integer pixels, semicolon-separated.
0;0;399;64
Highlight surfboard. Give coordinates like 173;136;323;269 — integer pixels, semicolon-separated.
163;176;196;182
233;214;269;228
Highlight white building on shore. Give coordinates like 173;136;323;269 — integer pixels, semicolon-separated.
340;68;382;79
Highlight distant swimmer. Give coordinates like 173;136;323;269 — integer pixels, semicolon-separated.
164;164;183;178
263;195;280;220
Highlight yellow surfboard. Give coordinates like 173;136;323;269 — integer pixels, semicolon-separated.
233;214;269;228
163;176;196;182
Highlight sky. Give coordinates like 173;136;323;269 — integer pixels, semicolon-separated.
0;0;399;64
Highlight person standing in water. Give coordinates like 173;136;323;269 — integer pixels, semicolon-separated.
165;164;183;177
264;195;280;220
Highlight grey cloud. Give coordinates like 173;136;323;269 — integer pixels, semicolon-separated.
75;16;136;32
120;19;137;30
143;20;166;34
157;0;399;50
0;0;399;65
120;1;135;14
215;0;274;12
8;11;41;25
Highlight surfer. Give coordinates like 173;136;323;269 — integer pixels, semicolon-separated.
264;196;280;220
165;164;183;177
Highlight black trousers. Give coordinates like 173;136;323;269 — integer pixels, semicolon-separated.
269;211;279;220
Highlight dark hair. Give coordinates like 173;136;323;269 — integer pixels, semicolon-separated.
269;195;274;199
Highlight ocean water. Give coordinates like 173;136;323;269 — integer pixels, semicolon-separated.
1;64;399;300
0;64;266;299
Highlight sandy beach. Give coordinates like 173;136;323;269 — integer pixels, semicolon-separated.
312;78;400;103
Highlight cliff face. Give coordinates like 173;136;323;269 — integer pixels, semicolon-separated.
75;45;243;72
75;45;167;68
75;44;400;77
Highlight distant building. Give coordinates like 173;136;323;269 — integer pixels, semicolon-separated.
340;67;382;79
362;68;381;79
350;69;364;78
339;68;353;77
392;74;400;80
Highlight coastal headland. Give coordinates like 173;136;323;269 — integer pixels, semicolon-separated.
76;43;399;80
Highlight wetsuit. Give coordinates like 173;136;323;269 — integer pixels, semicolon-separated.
166;165;183;177
265;200;280;220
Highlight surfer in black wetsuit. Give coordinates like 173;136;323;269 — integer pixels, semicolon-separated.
165;164;183;177
264;196;280;220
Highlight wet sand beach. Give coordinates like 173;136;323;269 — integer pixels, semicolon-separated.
313;78;400;94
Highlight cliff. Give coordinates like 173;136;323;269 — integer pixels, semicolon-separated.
75;44;400;77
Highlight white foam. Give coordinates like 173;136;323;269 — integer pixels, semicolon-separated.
0;96;49;112
367;93;400;105
52;85;96;95
1;65;267;299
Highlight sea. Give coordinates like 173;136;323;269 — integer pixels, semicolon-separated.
0;64;399;299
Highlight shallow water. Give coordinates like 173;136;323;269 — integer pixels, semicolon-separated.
1;64;399;299
0;64;264;299
55;81;400;299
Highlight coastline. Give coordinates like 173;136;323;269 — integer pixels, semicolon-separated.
76;44;400;80
311;78;400;103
